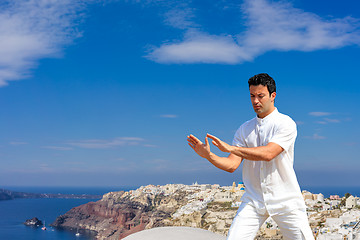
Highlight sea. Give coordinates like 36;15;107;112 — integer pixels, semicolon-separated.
1;185;360;240
0;186;136;240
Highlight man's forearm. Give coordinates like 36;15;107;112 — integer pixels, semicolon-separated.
230;143;282;162
207;134;282;162
206;152;241;173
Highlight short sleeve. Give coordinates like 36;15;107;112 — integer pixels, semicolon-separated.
232;126;246;147
269;118;297;152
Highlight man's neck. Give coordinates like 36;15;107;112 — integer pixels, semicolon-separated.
257;107;276;119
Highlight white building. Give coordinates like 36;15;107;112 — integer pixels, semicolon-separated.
325;218;343;231
346;195;357;209
317;193;324;202
214;191;233;202
329;200;340;209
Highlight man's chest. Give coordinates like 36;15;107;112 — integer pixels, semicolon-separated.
243;122;277;147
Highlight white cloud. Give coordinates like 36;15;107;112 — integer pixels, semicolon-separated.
312;115;341;124
163;5;196;30
323;118;340;123
0;0;88;86
41;146;73;151
318;118;341;124
147;0;360;64
295;121;304;125
147;30;250;64
67;137;145;149
9;141;28;145
3;0;358;84
304;133;326;140
160;114;178;118
239;0;360;53
144;144;157;148
309;112;332;117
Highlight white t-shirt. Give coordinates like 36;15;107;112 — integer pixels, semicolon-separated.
233;108;306;216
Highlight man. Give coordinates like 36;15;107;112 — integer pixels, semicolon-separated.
187;73;314;240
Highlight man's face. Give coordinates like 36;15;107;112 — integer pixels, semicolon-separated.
249;84;276;118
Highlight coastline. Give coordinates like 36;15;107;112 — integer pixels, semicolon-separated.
49;183;360;239
0;197;98;240
1;186;137;195
300;185;360;198
1;185;360;240
3;185;360;197
0;188;102;201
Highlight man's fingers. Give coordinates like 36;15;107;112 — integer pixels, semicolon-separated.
187;138;194;146
207;133;219;142
190;134;200;142
188;135;203;145
188;143;195;150
205;136;209;146
187;138;200;146
187;137;195;145
188;134;202;144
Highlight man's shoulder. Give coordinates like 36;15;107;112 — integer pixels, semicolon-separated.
275;111;296;125
238;117;257;129
273;111;297;132
233;117;256;143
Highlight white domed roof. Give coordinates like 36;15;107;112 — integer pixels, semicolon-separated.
123;227;226;240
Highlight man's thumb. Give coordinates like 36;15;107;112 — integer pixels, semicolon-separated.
205;136;209;146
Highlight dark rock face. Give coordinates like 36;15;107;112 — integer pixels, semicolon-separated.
51;188;189;240
24;217;43;227
51;200;152;239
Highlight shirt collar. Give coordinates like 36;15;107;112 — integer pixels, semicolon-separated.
256;108;278;125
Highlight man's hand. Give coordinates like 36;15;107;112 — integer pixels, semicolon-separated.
187;134;211;159
188;134;243;172
207;134;233;153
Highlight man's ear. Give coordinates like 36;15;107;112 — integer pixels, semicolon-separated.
271;92;276;102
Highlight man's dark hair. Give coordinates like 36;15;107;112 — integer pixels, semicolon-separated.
248;73;276;95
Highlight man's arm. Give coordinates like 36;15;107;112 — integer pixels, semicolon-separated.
187;134;243;173
207;134;283;162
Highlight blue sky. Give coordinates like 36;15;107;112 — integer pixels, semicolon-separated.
0;0;359;187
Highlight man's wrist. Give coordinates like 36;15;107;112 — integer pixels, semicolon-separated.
229;145;236;154
207;152;215;161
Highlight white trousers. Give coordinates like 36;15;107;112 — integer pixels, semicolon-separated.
227;202;314;240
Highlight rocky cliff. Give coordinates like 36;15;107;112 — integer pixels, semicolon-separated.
51;186;191;239
51;184;241;239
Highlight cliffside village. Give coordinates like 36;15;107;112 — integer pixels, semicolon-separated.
121;183;360;240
